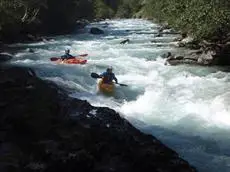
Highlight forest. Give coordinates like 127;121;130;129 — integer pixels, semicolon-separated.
0;0;229;42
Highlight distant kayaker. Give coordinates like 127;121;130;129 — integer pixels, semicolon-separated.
61;49;74;60
120;39;130;44
100;67;118;84
164;52;174;65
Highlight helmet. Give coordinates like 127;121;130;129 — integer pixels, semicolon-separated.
65;49;70;54
107;66;113;72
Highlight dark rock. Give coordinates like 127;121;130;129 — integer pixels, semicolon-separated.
0;53;13;63
76;20;88;29
155;33;162;37
27;48;35;53
120;39;130;44
27;34;37;41
0;65;197;172
186;42;201;50
175;56;184;60
178;42;186;47
150;40;157;43
215;43;230;65
164;51;200;66
159;24;171;32
166;59;198;66
90;27;104;35
197;51;215;65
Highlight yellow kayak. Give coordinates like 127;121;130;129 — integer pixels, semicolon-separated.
98;79;115;93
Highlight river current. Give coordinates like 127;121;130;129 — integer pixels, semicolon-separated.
11;19;230;172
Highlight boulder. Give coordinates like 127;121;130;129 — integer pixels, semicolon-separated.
90;27;104;34
197;51;215;65
0;52;13;63
0;65;197;172
76;20;88;29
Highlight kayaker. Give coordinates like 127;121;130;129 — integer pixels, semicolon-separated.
61;49;74;60
100;67;118;84
164;52;174;65
120;39;130;44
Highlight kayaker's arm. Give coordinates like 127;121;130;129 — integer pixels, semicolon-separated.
61;55;66;60
113;74;118;84
99;72;105;77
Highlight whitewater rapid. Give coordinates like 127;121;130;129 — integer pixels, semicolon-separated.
11;19;230;172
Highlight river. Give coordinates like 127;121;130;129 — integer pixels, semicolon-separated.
10;19;230;172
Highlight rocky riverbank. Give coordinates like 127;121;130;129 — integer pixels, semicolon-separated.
157;25;230;66
0;62;197;171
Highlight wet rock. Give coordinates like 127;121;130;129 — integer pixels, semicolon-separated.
76;20;89;29
0;53;13;63
176;36;198;49
90;27;104;34
27;48;35;53
175;56;184;60
197;51;215;65
27;34;37;41
120;39;130;44
155;32;163;37
166;59;198;66
0;65;197;172
164;51;200;66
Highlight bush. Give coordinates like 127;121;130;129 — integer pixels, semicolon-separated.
142;0;230;41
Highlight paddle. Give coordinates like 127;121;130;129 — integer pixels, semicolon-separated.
90;73;128;87
50;53;88;61
91;72;102;79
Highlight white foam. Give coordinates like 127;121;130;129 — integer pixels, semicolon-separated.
11;19;230;172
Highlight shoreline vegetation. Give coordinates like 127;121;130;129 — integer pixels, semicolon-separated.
140;0;230;66
0;0;229;65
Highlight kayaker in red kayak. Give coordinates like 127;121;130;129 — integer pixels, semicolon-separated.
100;67;118;84
61;49;75;60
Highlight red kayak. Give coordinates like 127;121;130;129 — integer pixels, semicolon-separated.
57;58;87;64
50;54;88;65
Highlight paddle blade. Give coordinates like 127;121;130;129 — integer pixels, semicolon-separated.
91;73;101;79
79;53;88;57
50;57;60;61
118;83;128;87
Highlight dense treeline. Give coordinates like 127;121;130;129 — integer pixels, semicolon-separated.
93;0;141;18
142;0;230;41
0;0;94;42
0;0;229;43
0;0;142;42
95;0;230;41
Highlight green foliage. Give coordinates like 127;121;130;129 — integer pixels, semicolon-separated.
39;0;94;33
0;0;142;39
142;0;230;41
94;0;115;19
2;0;228;43
0;0;94;39
116;3;132;18
115;0;142;18
93;0;142;18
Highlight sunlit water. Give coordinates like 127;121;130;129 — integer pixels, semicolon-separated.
10;19;230;172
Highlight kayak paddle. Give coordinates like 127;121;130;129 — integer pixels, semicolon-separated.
90;72;128;87
117;83;128;87
50;53;88;61
91;72;102;79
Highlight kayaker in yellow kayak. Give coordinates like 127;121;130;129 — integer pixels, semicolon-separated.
61;49;75;60
99;67;118;84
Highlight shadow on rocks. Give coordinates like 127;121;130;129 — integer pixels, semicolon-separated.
0;64;197;172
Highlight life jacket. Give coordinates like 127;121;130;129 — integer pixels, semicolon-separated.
61;54;74;59
102;73;114;84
